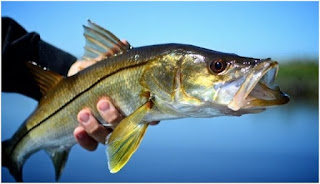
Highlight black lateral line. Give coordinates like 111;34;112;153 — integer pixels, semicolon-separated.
10;62;147;154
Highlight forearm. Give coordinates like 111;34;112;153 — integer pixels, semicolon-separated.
2;17;77;101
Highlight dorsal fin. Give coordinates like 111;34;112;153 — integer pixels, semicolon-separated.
83;20;131;61
26;62;64;95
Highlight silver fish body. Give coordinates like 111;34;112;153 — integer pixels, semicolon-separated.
2;21;289;181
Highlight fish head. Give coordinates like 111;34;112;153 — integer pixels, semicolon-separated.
180;48;290;116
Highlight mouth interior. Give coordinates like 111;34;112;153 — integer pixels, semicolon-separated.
228;61;289;111
246;67;279;101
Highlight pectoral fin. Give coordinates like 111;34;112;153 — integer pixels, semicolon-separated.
46;148;70;181
106;102;151;173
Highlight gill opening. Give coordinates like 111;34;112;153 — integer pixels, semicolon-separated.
173;56;202;105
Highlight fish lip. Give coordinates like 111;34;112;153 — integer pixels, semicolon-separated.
227;59;289;111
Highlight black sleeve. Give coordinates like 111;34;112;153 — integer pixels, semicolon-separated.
2;17;77;101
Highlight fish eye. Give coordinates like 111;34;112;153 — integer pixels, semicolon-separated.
209;59;227;74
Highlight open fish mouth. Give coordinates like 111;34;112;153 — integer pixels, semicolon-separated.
228;59;290;111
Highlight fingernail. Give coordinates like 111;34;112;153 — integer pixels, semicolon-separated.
80;112;90;123
99;101;110;112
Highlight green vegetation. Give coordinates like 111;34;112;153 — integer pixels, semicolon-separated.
276;59;318;104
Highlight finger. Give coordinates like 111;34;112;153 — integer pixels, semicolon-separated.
121;40;129;46
106;45;122;57
97;98;124;129
150;121;160;126
112;45;121;53
73;126;98;151
104;40;130;58
77;109;111;144
78;60;97;70
105;49;114;57
68;61;83;76
68;60;97;76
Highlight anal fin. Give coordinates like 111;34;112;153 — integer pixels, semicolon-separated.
2;140;23;182
46;148;70;181
106;102;151;173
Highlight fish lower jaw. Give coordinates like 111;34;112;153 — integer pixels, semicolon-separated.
231;82;290;110
227;60;290;111
244;91;290;108
228;74;289;111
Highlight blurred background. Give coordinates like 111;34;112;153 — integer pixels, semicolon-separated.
1;1;318;182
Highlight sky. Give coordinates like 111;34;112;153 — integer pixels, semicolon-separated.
1;1;319;62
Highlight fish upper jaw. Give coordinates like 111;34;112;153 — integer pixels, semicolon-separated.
227;59;290;111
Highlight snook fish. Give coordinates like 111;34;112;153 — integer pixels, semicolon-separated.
2;20;290;181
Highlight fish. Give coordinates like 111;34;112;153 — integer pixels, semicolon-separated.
2;20;290;181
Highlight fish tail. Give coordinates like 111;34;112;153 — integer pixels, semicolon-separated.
2;139;23;182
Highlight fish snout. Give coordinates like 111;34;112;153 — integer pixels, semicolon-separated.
228;59;290;111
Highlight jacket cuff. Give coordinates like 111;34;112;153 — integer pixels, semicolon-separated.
38;40;77;77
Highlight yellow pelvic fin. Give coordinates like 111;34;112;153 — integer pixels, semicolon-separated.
106;102;151;173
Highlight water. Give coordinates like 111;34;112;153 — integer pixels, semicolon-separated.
1;93;318;182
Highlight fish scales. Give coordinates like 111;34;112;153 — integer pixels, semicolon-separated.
2;21;289;181
9;45;171;166
13;65;148;163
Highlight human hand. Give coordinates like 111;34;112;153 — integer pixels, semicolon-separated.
74;98;159;151
71;40;158;151
74;97;122;151
67;40;130;76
